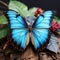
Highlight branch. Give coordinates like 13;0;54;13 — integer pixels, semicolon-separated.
0;1;8;7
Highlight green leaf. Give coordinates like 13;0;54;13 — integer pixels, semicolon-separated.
54;16;60;20
9;1;37;17
0;26;10;39
54;16;60;23
10;0;16;1
29;7;37;16
9;1;29;17
0;15;8;24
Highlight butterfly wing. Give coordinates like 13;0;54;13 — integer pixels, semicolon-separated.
32;11;53;49
7;10;29;49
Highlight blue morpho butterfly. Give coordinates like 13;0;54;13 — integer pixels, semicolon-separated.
7;10;53;49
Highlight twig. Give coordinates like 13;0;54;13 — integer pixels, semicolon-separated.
3;34;11;50
46;52;57;60
0;1;8;7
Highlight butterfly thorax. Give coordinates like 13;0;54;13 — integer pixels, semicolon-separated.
28;26;32;32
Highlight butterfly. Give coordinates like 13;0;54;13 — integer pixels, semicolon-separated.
7;10;53;49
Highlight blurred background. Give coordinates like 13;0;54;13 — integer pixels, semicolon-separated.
1;0;60;18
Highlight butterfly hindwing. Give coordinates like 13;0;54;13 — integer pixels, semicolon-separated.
7;10;29;49
32;11;53;49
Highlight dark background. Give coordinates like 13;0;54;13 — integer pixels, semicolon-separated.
1;0;60;18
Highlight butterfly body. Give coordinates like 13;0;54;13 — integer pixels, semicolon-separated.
7;10;53;49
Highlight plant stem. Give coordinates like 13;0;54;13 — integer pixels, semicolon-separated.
0;1;8;7
3;34;11;50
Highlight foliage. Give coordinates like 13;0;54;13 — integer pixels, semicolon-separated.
0;15;8;24
9;0;37;17
0;26;10;39
54;16;60;23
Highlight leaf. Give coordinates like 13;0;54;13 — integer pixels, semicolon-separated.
54;16;60;23
0;26;10;39
54;16;60;20
9;1;37;17
0;15;8;24
29;7;37;16
9;1;29;17
10;0;16;1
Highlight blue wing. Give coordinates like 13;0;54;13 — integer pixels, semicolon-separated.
33;11;53;28
7;10;29;49
32;11;53;49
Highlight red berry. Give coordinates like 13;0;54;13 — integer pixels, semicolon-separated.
50;21;60;31
36;8;43;14
34;8;43;17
